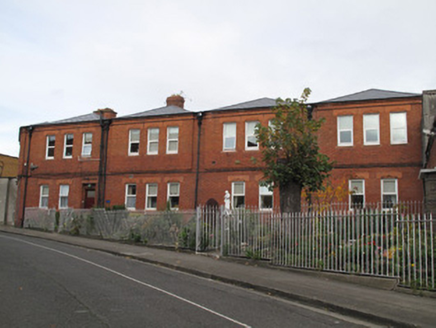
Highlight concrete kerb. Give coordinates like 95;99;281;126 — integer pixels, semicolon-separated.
0;227;424;328
212;254;399;291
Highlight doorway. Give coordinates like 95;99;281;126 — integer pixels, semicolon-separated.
83;184;96;209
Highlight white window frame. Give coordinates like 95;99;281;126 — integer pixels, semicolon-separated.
46;135;55;159
128;129;140;156
390;112;408;144
125;184;137;210
223;122;236;151
167;182;180;210
147;128;159;155
59;185;69;209
146;183;158;211
349;179;365;210
232;181;245;209
63;134;74;159
337;116;353;146
39;185;49;209
259;183;273;211
166;127;179;154
245;121;259;150
363;114;380;145
381;179;398;209
81;132;93;157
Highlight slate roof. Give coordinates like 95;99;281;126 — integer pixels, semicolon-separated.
211;97;277;111
120;105;191;118
318;89;420;104
38;113;101;126
35;105;191;126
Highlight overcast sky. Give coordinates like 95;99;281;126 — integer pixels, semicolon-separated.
1;0;435;157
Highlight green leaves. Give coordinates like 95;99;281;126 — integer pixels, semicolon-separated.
256;88;333;194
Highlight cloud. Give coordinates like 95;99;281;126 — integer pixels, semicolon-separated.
1;0;436;156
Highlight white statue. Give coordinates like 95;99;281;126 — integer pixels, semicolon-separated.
224;190;231;211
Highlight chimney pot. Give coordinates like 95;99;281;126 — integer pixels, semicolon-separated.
166;95;185;108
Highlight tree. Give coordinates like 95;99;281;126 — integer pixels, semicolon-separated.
255;88;333;213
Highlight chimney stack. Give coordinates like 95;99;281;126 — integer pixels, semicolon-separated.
166;95;185;108
94;108;117;119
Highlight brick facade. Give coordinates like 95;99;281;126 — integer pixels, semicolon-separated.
15;90;432;225
314;95;424;205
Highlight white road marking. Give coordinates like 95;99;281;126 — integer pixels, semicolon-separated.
1;235;251;328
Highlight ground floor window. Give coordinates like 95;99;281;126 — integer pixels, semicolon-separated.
232;181;245;209
382;179;398;209
59;185;69;209
39;185;49;208
125;184;137;210
259;183;273;210
167;182;180;210
146;183;158;210
349;179;365;210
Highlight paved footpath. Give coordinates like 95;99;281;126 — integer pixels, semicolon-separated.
1;225;435;328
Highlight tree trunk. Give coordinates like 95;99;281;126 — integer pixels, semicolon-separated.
279;180;302;214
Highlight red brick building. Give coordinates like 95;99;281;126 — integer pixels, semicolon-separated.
16;89;432;226
314;89;424;209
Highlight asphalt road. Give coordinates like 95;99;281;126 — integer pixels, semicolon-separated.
0;232;380;327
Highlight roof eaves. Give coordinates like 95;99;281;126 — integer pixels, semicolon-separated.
35;113;101;126
119;105;193;119
315;89;421;105
209;97;277;112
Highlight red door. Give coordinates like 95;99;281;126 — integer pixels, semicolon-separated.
84;189;96;209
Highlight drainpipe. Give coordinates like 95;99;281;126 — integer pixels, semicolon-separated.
3;178;10;225
20;126;33;227
194;112;203;208
97;116;112;207
102;119;111;205
306;104;313;211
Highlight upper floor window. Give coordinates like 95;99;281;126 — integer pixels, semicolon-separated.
245;121;259;150
167;127;179;154
129;129;140;155
46;135;55;159
259;183;273;210
125;184;137;210
390;112;407;144
59;185;69;209
363;114;380;145
63;134;74;158
39;185;49;208
147;128;159;155
232;181;245;208
82;133;92;157
349;179;364;210
167;182;180;209
146;183;158;210
337;116;353;146
223;123;236;151
382;179;398;209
